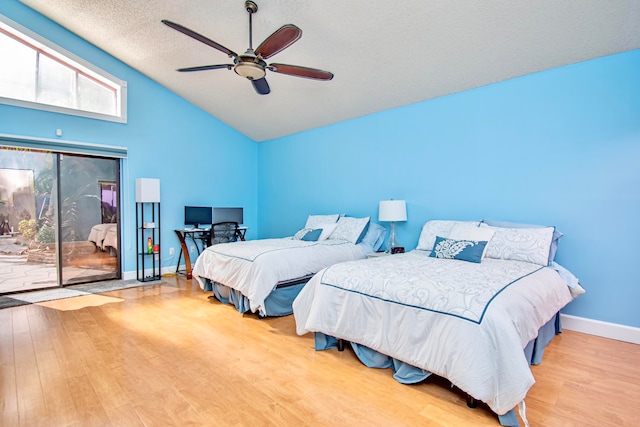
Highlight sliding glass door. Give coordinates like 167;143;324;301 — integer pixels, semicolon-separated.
0;147;59;292
0;146;120;293
58;153;120;285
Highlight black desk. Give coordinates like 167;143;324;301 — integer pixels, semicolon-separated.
174;227;247;279
237;226;248;240
174;228;209;279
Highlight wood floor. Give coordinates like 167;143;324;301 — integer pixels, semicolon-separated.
1;276;638;427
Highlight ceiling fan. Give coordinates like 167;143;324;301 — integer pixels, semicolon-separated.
162;1;334;95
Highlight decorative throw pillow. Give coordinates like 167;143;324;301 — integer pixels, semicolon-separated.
429;236;488;263
293;228;311;240
305;214;340;229
447;222;495;259
293;228;322;241
301;228;322;241
328;216;370;244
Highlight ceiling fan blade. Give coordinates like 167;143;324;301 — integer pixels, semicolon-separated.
251;78;270;95
177;64;232;72
255;24;302;59
162;20;237;58
269;63;334;81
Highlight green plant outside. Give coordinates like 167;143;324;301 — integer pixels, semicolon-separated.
36;224;55;244
17;219;37;240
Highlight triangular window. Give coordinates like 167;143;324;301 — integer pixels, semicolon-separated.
0;14;127;123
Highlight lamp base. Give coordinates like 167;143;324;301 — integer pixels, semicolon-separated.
386;221;400;253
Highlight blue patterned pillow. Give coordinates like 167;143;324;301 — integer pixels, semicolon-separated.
301;228;322;241
293;228;322;241
429;236;488;263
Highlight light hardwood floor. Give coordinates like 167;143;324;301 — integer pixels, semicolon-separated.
1;276;638;426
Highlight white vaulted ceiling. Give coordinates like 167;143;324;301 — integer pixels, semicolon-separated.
17;0;640;142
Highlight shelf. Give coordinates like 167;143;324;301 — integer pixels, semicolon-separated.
136;202;161;282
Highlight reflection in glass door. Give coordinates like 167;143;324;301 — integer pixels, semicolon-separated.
59;154;120;285
0;147;59;293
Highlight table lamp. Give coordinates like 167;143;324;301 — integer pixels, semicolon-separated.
379;199;407;253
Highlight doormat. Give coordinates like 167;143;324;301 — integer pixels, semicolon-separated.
0;279;165;309
0;296;30;309
72;278;163;294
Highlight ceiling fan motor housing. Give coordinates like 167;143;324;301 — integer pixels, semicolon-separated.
234;50;267;80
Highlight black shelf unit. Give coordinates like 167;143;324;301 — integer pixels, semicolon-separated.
136;202;161;282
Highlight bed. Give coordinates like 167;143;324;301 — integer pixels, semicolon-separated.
88;223;117;251
192;214;386;317
293;219;585;426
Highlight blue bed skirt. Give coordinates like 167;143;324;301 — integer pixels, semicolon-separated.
314;312;562;426
204;279;307;317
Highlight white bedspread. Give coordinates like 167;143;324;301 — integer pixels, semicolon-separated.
88;223;117;250
293;250;575;415
193;238;365;315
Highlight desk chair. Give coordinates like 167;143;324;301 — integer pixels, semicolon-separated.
208;221;240;245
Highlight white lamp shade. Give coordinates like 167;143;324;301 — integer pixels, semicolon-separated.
379;200;407;222
136;178;160;203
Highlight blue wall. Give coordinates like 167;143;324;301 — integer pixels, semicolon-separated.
0;1;258;274
258;49;640;328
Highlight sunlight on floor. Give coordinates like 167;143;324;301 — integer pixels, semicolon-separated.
35;294;124;311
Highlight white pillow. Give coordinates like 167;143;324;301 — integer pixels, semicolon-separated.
305;214;340;229
318;223;338;241
328;216;370;244
416;220;481;251
482;219;563;264
480;224;554;266
360;222;387;252
448;222;495;258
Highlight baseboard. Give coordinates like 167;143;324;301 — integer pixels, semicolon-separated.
122;270;136;281
122;265;178;281
561;314;640;345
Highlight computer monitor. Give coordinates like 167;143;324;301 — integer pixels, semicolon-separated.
184;206;212;229
213;207;243;225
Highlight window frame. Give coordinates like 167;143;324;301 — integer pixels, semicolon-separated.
0;14;127;123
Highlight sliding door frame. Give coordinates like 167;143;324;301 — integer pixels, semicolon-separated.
0;134;127;290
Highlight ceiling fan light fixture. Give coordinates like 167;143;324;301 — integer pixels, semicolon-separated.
234;61;265;80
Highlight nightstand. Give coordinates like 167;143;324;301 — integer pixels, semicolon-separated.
367;251;391;259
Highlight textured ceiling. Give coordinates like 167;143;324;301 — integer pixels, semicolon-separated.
17;0;640;142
